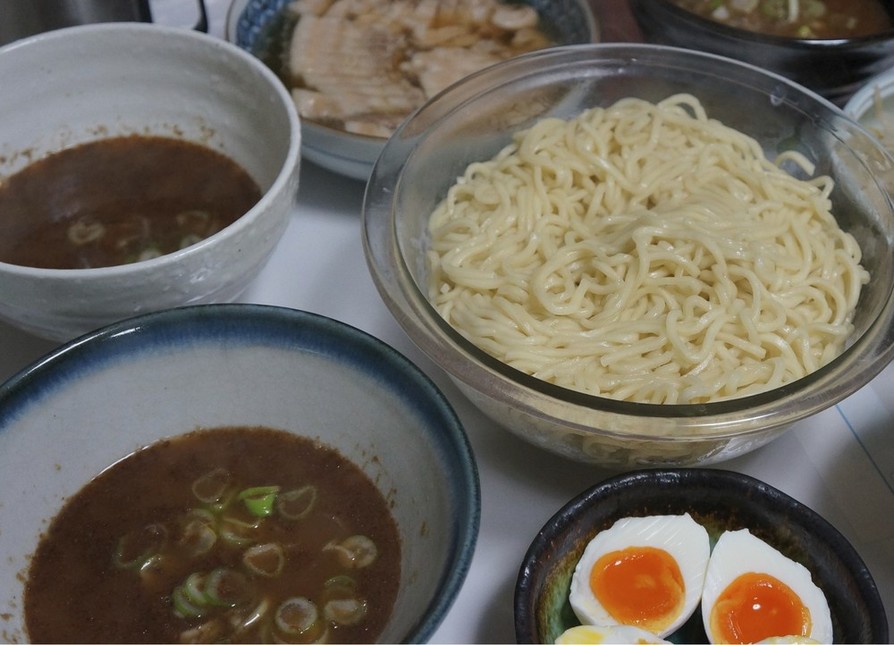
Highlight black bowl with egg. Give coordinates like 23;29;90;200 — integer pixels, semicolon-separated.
631;0;894;105
514;469;888;643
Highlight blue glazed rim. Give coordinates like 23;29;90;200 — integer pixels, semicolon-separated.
232;0;597;55
0;303;481;644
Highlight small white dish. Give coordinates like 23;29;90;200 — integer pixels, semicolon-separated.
845;66;894;146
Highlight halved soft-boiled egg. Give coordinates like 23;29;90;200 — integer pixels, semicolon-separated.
701;529;833;644
554;623;669;644
568;513;710;637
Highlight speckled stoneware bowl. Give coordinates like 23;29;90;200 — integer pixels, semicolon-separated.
0;304;480;643
0;24;301;342
515;469;887;644
226;0;599;180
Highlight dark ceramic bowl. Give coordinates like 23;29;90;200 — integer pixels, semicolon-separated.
630;0;894;105
515;469;888;644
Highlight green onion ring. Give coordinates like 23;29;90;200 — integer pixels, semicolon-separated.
172;586;206;618
277;485;318;520
238;485;280;517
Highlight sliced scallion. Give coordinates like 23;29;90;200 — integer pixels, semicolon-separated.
219;516;260;546
172;585;207;618
277;485;317;520
323;597;368;626
204;567;253;608
180;516;217;556
274;597;319;636
113;522;168;569
243;542;285;577
238;485;280;517
323;535;378;569
182;572;208;606
192;468;231;505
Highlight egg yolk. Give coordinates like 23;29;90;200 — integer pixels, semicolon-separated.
589;546;685;633
709;571;812;644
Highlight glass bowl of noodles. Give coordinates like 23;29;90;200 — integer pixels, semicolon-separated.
362;43;894;468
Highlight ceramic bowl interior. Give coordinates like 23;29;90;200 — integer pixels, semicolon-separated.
0;304;480;643
362;43;894;467
226;0;599;180
630;0;894;105
846;66;894;142
514;468;888;644
0;23;301;342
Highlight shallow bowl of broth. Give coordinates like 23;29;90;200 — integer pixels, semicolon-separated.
362;43;894;467
226;0;599;181
0;304;480;643
0;23;301;342
630;0;894;106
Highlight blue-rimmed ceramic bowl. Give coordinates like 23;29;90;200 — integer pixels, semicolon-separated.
225;0;599;181
0;304;480;643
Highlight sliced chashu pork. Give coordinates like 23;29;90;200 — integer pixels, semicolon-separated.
288;12;425;136
286;0;553;137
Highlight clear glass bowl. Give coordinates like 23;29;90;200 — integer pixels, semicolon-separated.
362;44;894;467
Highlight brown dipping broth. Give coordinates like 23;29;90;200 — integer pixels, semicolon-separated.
24;426;402;644
671;0;893;38
0;136;261;269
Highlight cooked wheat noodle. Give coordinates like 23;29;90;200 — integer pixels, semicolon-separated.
426;94;869;404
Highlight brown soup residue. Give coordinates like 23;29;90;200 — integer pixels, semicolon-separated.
671;0;893;38
24;426;402;644
0;136;261;269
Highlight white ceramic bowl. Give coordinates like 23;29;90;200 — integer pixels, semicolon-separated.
226;0;599;181
0;23;301;342
0;304;480;643
845;66;894;140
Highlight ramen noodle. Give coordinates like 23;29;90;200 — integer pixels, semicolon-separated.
426;94;869;404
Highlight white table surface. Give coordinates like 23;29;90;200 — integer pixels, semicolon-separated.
1;1;891;641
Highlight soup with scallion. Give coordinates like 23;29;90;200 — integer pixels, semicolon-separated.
0;135;261;269
671;0;893;38
24;426;401;644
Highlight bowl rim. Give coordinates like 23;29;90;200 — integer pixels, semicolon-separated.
513;468;889;644
0;302;482;644
363;42;894;441
0;22;302;277
845;64;894;120
631;0;894;48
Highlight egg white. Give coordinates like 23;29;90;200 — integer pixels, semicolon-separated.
701;529;833;644
568;513;710;638
554;623;670;644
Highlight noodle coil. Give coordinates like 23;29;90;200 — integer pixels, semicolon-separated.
426;95;869;404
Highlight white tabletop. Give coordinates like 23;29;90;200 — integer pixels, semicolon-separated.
0;2;891;641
